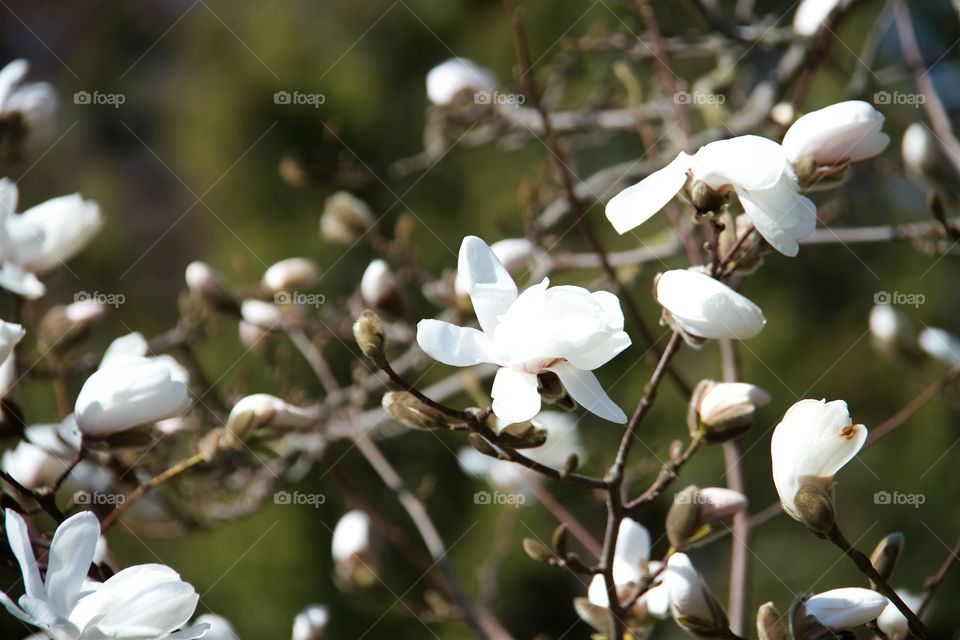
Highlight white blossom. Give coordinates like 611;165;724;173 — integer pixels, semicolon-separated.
793;0;841;37
0;509;206;639
454;238;537;296
782;101;889;167
587;518;668;619
263;257;319;293
240;299;286;330
606;135;816;256
662;553;723;627
227;393;315;431
804;587;889;630
877;590;923;640
360;259;397;308
0;59;57;148
75;333;192;437
697;382;771;427
292;604;329;640
655;269;766;341
426;57;496;107
770;399;866;520
918;326;960;367
418;236;629;425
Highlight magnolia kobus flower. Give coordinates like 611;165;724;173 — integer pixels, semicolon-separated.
360;259;398;309
0;59;57;153
783;101;889;187
655;269;766;342
331;509;377;587
771;399;867;532
877;590;923;640
417;236;630;425
793;0;842;37
263;257;320;294
606;135;816;256
426;57;497;107
74;332;192;437
0;509;206;639
662;552;730;636
292;604;330;640
801;587;889;631
0;178;102;299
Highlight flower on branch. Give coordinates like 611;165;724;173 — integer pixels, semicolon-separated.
655;269;766;342
417;236;630;425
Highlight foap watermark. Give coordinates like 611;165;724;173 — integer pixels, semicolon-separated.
274;91;326;108
674;90;726;106
74;490;125;506
274;490;326;508
75;291;125;308
874;290;925;308
74;90;126;108
874;91;925;107
274;291;326;307
474;90;526;107
474;490;526;508
874;490;925;508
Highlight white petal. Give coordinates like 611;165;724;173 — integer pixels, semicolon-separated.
548;362;626;424
605;152;691;234
587;574;611;608
458;236;518;335
805;587;888;630
44;511;100;616
782;100;889;164
918;327;960;366
656;269;766;340
692;136;786;191
491;367;541;425
100;332;149;366
613;518;651;585
735;179;817;258
4;509;45;600
0;261;45;299
416;319;498;367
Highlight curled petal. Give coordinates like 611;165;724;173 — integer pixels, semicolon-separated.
416;320;498;367
548;361;626;424
491;367;541;425
605;152;691;234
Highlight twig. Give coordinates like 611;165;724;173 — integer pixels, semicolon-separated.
917;533;960;617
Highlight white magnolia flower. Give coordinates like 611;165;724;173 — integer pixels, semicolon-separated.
227;393;315;432
263;257;319;293
458;411;584;494
0;179;102;298
240;299;286;330
0;59;57;148
0;509;206;639
770;399;867;520
662;553;724;628
902;122;938;177
804;587;889;630
194;614;239;640
360;259;397;308
75;332;192;437
877;590;923;640
418;236;630;425
454;238;537;296
782;101;889;167
292;604;329;640
695;487;749;524
696;382;771;427
426;57;497;107
655;269;766;341
918;326;960;367
793;0;841;36
1;440;65;489
606;135;816;256
587;519;669;619
0;318;24;364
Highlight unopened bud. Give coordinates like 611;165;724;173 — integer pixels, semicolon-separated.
757;602;788;640
563;452;579;476
292;604;329;640
498;421;547;449
688;180;725;212
352;310;386;364
869;532;904;589
522;537;553;563
794;485;836;535
320;191;375;244
332;510;378;587
869;305;919;359
38;300;106;351
226;394;315;442
240;299;286;330
263;257;320;293
689;380;770;442
902;122;939;177
467;432;500;457
382;391;447;430
360;259;399;310
185;261;237;313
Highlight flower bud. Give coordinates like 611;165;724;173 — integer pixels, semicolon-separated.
663;553;729;637
667;485;748;549
352;310;386;364
320;191;375;245
770;102;795;127
225;394;314;444
360;259;398;309
194;614;239;640
240;299;286;330
902;122;939;177
757;602;788;640
793;485;835;535
689;380;770;442
382;391;447;430
332;510;377;587
877;591;922;640
38;300;106;351
238;320;268;349
869;304;920;359
1;440;63;489
292;604;329;640
426;57;497;107
918;326;960;367
869;532;904;589
688;180;725;212
801;588;889;631
263;257;320;294
185;261;237;312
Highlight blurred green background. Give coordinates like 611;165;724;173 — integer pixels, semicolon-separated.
1;0;960;637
